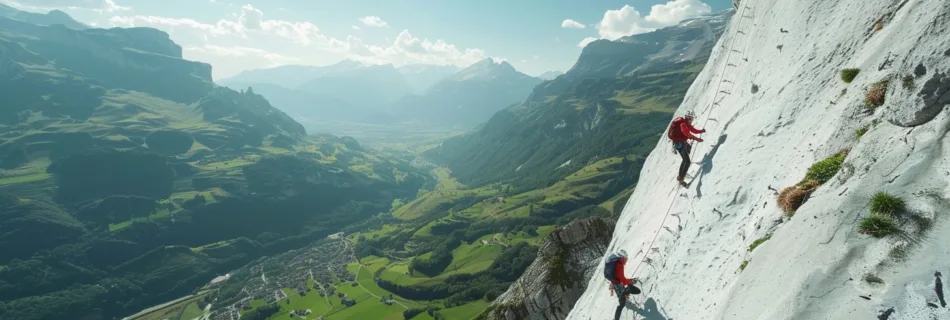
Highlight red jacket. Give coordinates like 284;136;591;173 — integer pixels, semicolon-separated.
668;117;703;143
613;257;632;285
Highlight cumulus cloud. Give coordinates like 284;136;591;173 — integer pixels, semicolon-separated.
359;16;389;27
238;4;263;30
597;0;711;40
110;5;485;75
577;37;598;48
3;0;129;13
561;19;585;29
109;15;236;36
339;30;486;67
111;4;329;46
351;25;360;30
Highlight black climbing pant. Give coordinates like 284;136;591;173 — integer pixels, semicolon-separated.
612;283;641;306
674;142;692;180
613;283;641;320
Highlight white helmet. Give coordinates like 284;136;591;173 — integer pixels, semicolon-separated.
617;249;628;258
685;111;696;119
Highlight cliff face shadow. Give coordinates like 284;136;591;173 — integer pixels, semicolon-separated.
614;297;672;320
695;133;728;199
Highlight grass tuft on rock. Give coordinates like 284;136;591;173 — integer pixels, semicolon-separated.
739;260;749;271
748;235;771;252
865;78;889;108
859;215;897;238
870;192;905;215
856;126;869;138
777;186;810;216
803;151;848;185
775;152;848;216
841;68;860;83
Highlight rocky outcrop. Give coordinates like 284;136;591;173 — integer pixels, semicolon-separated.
477;217;615;320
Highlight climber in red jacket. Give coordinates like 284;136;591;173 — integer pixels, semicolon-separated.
667;111;705;186
608;250;640;306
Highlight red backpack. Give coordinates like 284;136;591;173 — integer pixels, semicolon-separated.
667;117;686;141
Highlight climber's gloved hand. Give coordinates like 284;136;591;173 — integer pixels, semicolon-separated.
699;129;706;133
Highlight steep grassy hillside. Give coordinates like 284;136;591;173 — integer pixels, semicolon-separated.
0;12;430;320
425;11;732;193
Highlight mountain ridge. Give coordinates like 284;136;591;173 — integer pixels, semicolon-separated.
388;57;541;126
0;7;430;320
0;3;86;29
425;10;733;191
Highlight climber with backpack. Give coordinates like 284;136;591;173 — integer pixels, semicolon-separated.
667;111;706;187
604;249;640;307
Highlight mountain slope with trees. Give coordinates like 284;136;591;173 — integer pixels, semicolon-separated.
425;10;734;192
0;9;429;320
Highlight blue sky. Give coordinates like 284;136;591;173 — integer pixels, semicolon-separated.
3;0;731;79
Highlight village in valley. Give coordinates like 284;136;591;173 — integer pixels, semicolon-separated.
205;232;398;320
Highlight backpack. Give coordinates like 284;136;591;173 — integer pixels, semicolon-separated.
603;254;621;282
667;117;686;141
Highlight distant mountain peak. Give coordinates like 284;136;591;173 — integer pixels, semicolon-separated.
538;70;564;80
0;3;87;29
450;57;527;82
334;59;365;68
396;64;462;93
471;57;509;68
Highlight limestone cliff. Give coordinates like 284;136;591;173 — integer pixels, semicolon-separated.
477;217;615;320
569;0;950;319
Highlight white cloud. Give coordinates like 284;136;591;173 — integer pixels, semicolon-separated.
2;0;129;13
110;5;484;76
561;19;585;29
185;44;299;64
238;4;263;30
359;16;389;27
341;30;485;67
109;15;236;36
597;0;712;40
111;4;330;46
351;25;360;30
578;37;598;48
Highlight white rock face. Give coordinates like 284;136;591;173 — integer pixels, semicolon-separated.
568;0;950;319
